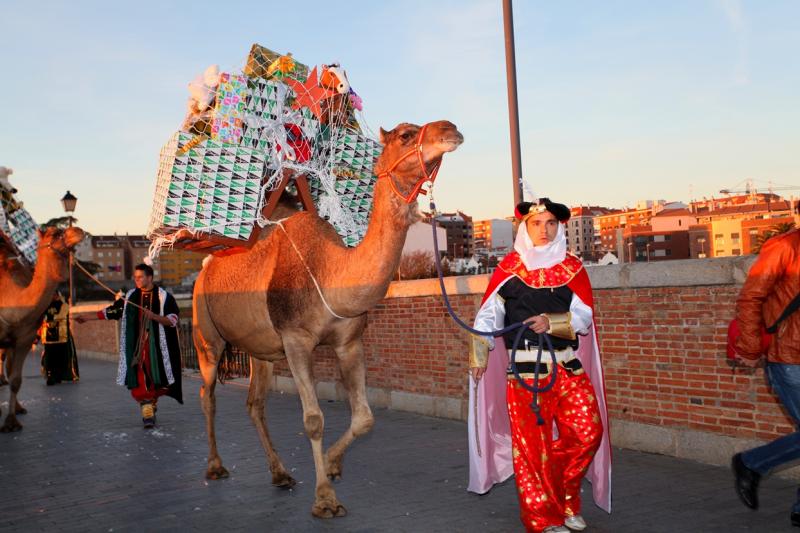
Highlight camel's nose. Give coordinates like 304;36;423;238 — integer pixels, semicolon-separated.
431;120;463;144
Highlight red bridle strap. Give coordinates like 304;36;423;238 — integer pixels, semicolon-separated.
377;123;441;204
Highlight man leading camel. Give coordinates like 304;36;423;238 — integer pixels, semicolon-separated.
468;198;611;533
77;263;183;428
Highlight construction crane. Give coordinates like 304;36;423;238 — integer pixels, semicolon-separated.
720;179;800;195
720;186;799;194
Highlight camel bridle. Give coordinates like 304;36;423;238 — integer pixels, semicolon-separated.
377;123;441;204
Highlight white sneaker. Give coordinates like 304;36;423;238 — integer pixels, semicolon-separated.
543;527;570;533
564;515;587;531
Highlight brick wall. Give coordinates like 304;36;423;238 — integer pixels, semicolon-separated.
270;292;477;401
71;303;118;360
595;285;790;442
73;256;793;444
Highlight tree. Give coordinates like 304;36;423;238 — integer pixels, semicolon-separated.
40;216;78;230
73;260;106;300
753;222;796;254
396;250;454;280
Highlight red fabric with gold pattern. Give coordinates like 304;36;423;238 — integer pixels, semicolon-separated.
507;367;603;532
482;252;588;306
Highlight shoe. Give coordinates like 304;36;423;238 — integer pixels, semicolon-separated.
543;527;570;533
46;377;55;386
141;402;156;429
791;512;800;527
732;453;760;510
565;515;587;531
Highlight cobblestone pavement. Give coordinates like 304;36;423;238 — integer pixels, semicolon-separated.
0;356;797;532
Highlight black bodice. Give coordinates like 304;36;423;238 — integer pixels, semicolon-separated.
498;277;578;350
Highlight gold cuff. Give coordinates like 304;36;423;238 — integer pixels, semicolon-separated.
469;334;490;369
542;312;575;340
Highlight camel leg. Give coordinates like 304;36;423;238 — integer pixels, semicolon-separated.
247;357;296;488
283;332;346;518
194;299;228;480
15;399;27;415
325;338;374;481
0;349;8;387
1;345;26;432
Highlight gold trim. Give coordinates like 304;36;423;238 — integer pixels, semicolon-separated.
542;312;576;340
469;334;490;369
498;253;584;290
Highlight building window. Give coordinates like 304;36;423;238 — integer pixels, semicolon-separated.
732;249;741;256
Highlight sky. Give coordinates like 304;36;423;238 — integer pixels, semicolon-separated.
1;0;798;235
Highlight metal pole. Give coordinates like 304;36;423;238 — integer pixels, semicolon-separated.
503;0;524;207
68;216;75;306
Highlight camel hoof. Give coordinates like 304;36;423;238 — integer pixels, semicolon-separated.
312;501;347;519
272;472;297;489
205;465;229;480
15;404;27;415
325;457;343;481
0;416;23;433
0;377;8;387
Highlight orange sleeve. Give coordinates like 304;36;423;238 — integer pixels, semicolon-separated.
735;238;788;358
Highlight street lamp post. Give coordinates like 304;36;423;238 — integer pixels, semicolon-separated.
502;0;524;207
61;191;78;305
698;237;706;259
627;241;633;263
646;242;651;263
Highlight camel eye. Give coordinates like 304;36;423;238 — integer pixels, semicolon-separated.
400;132;412;141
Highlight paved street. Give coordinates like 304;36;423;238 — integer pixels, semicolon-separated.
0;356;797;532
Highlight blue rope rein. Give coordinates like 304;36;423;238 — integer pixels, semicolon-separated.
428;200;557;424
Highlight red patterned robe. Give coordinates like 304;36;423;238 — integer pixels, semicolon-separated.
469;252;612;532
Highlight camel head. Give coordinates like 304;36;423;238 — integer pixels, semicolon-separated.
36;226;85;282
375;121;463;205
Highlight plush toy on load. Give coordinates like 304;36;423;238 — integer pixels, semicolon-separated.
147;43;381;257
0;166;40;267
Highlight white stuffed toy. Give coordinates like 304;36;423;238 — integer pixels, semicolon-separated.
0;166;22;213
183;65;221;133
0;167;16;195
188;64;221;112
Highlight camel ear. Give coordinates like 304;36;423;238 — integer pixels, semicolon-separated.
379;127;390;145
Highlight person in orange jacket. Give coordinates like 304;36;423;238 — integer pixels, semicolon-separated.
732;200;800;527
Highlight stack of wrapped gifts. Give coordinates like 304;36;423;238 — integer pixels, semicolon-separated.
147;43;383;255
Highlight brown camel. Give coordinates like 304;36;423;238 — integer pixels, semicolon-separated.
193;120;463;517
0;245;32;388
0;226;84;431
